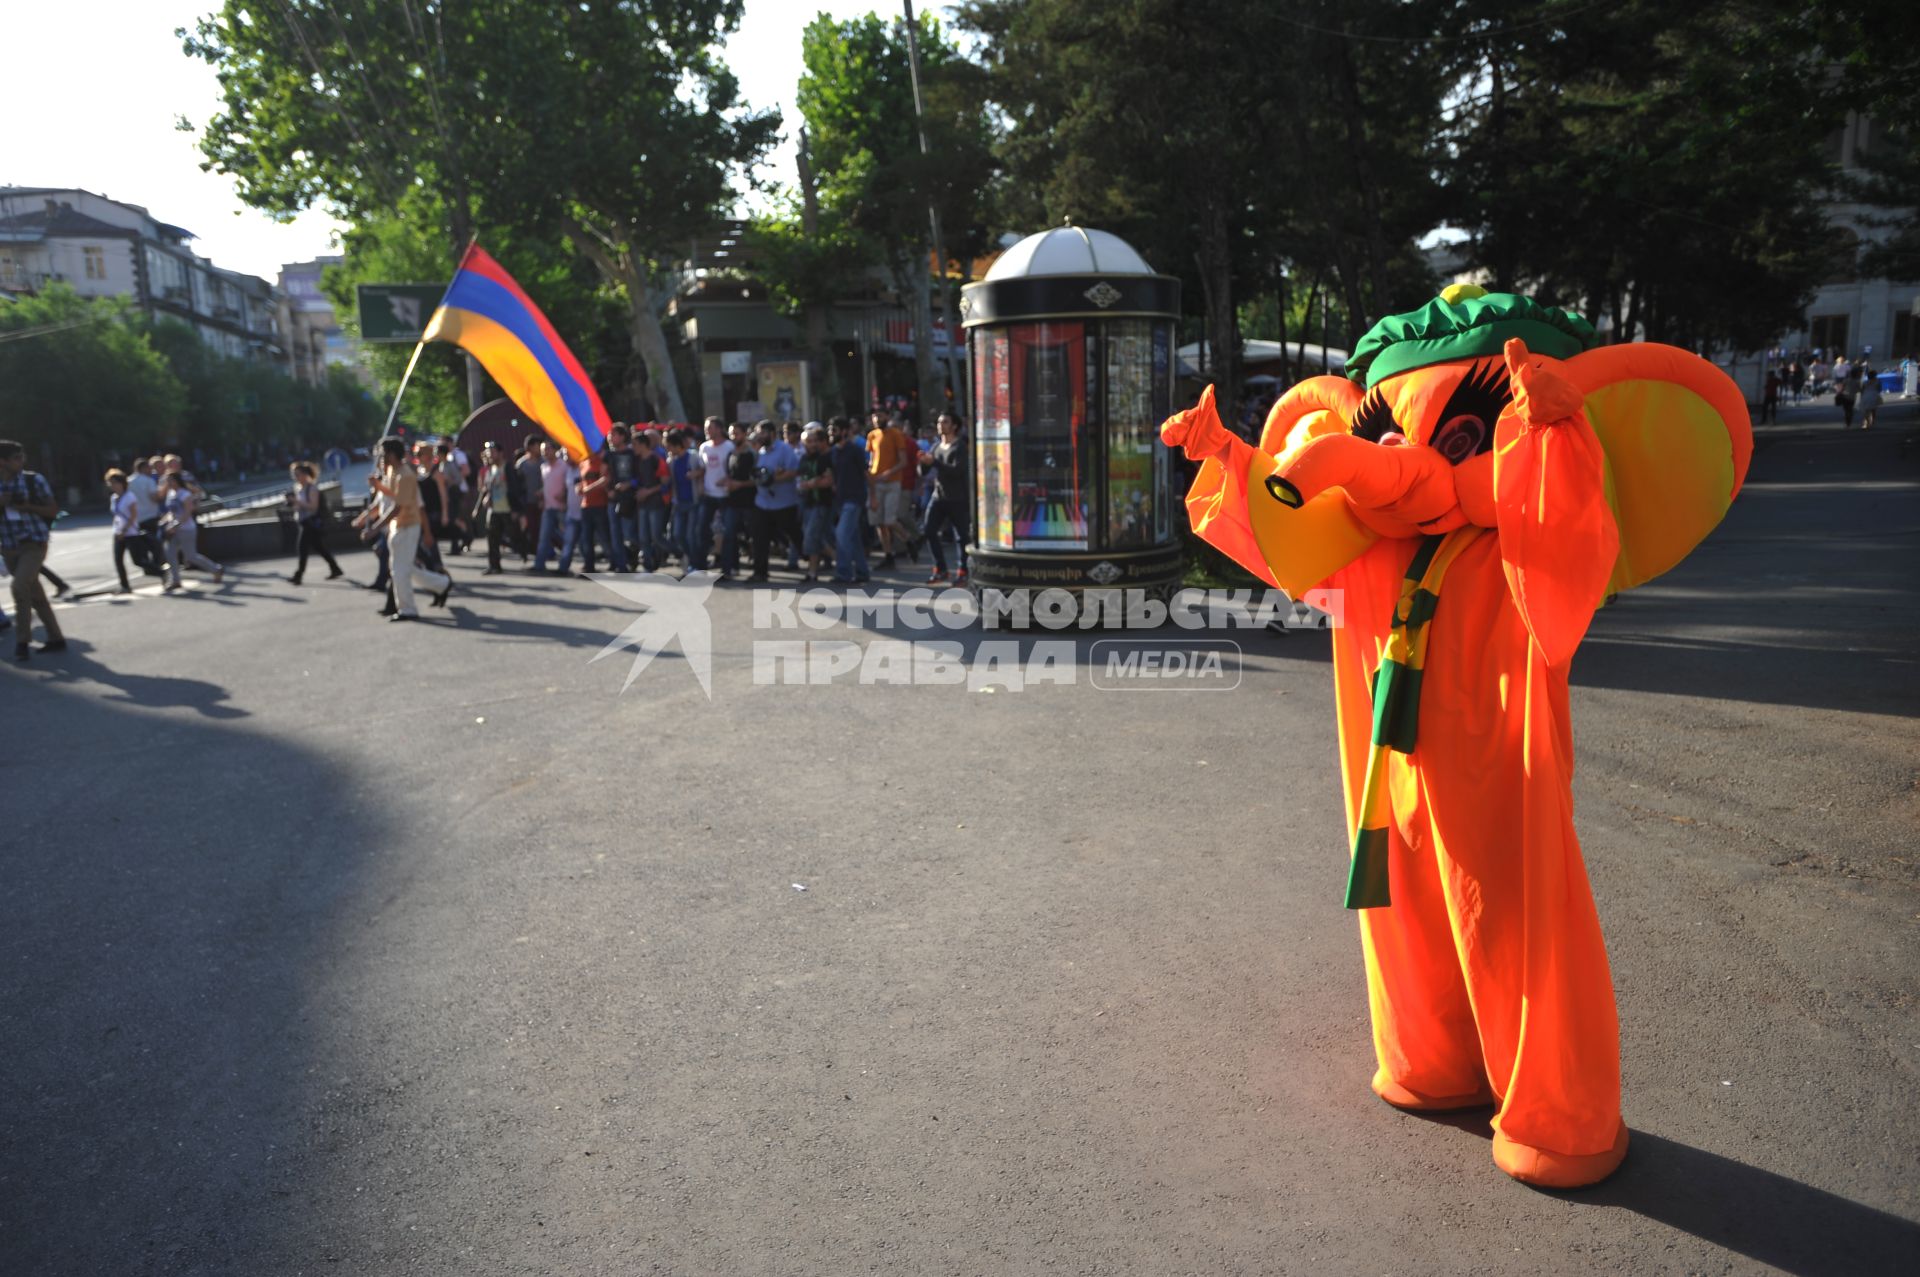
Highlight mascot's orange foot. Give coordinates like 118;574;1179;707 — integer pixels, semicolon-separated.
1492;1121;1629;1189
1372;1068;1496;1112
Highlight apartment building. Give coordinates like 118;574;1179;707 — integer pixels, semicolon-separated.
0;186;285;365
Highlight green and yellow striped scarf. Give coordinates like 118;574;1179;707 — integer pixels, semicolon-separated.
1345;527;1485;909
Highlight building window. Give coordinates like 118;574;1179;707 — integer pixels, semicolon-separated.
1893;308;1916;362
0;253;14;284
1808;315;1849;358
83;246;107;280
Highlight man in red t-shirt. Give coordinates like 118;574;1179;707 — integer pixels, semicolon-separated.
576;450;613;573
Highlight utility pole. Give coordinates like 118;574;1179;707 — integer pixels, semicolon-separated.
901;0;968;421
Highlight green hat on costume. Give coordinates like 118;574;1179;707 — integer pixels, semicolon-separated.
1346;283;1598;389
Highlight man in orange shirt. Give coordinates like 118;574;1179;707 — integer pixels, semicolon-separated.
866;411;916;567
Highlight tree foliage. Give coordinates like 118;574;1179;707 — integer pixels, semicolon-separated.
0;286;379;491
183;1;776;422
958;0;1446;415
320;191;630;436
1439;0;1849;349
790;10;994;422
0;287;183;481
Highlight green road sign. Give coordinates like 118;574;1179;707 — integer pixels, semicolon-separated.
356;283;448;343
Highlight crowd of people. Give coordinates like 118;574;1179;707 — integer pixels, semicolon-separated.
1760;351;1913;428
3;444;238;659
0;409;978;653
311;409;973;622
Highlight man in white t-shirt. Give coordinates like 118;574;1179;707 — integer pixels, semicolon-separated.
534;440;570;571
697;416;733;574
126;458;166;577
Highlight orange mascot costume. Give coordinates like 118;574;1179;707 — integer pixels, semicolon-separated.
1163;286;1750;1187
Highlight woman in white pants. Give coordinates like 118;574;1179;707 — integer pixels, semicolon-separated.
371;437;451;621
159;472;224;591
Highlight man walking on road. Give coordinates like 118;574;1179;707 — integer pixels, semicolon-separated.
0;439;67;660
126;457;165;577
371;437;452;622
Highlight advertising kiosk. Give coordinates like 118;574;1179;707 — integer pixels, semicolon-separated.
960;225;1184;597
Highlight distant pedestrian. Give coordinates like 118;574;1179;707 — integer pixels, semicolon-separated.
106;469;140;593
795;424;835;583
553;447;584;574
286;462;343;585
126;457;165;577
474;442;515;574
433;443;469;554
534;440;570;572
828;417;871;584
352;473;392;596
158;470;225;593
919;413;971;584
632;430;669;571
515;434;547;561
665;430;703;571
576;447;614;573
1857;366;1881;429
748;421;802;583
696;418;733;573
719;426;758;580
1762;368;1780;423
0;439;65;659
1836;362;1861;428
603;424;638;572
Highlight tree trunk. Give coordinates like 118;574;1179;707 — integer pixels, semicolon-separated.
565;212;687;424
895;249;944;429
1198;200;1238;429
795;129;843;416
1295;278;1322;375
626;272;686;424
1335;41;1392;321
1276;271;1291;385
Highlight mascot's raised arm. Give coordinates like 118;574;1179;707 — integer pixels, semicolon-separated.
1162;284;1750;1188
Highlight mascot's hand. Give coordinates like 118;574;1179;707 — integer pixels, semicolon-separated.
1160;385;1237;463
1505;338;1584;428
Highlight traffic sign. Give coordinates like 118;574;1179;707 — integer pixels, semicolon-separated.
356;283;448;343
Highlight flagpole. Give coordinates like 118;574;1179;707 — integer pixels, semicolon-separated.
382;335;430;437
380;242;469;439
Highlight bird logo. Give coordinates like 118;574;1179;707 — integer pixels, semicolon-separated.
588;570;718;697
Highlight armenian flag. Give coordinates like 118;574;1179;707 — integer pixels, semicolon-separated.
422;245;610;459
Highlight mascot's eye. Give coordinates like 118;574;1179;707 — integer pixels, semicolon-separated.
1351;389;1401;443
1426;362;1510;463
1432;414;1487;462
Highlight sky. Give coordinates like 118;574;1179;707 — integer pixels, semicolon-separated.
6;0;930;282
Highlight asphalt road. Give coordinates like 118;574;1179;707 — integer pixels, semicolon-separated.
2;401;1917;1275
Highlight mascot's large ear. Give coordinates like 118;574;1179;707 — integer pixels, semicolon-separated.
1566;343;1753;594
1494;341;1620;669
1260;375;1364;459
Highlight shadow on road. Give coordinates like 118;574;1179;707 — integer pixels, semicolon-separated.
25;638;247;719
1583;1132;1920;1276
0;678;370;1271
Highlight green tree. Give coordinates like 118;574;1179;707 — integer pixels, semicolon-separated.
183;1;776;423
145;318;382;463
1439;0;1847;350
959;0;1445;415
320;194;629;436
795;10;994;424
0;286;184;487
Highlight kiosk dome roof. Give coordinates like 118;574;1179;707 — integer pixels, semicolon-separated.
984;225;1154;281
